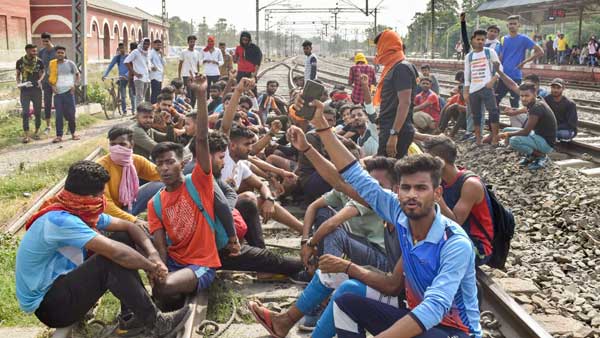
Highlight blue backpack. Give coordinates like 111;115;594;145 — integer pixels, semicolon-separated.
152;174;229;250
468;47;495;75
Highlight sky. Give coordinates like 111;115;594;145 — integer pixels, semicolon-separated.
118;0;429;38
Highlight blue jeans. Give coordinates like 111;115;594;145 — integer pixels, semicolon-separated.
322;228;388;272
130;181;164;216
42;81;53;120
334;293;469;338
54;91;76;137
295;274;400;338
466;102;485;133
503;127;553;155
166;256;215;293
118;79;135;113
558;51;567;64
150;79;162;104
590;55;597;67
469;87;500;126
557;129;575;141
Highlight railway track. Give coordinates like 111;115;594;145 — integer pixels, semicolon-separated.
4;58;555;338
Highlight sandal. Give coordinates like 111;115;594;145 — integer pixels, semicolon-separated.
32;134;40;140
22;137;30;144
71;135;81;140
52;137;62;143
248;301;285;338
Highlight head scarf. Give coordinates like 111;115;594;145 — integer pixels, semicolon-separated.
354;53;368;64
204;36;215;52
139;37;150;55
109;145;139;209
24;189;106;230
239;31;263;66
373;30;406;106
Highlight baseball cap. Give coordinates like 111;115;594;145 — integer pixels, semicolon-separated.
550;78;565;87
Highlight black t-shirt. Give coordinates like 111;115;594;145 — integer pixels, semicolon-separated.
528;100;557;147
543;95;578;133
16;57;45;88
208;96;223;113
378;61;417;134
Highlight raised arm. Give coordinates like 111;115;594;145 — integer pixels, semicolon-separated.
221;77;254;137
189;75;211;174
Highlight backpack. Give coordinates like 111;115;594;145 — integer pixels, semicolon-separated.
468;47;494;76
455;171;515;270
152;174;229;250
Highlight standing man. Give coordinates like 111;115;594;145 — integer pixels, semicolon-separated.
201;36;224;98
149;39;166;104
178;35;201;106
38;32;56;134
302;40;317;81
16;44;44;143
48;46;80;143
102;43;134;114
234;32;262;85
219;42;233;76
496;15;544;109
372;30;417;159
556;33;568;65
544;78;578;142
348;52;376;104
485;25;502;55
125;38;151;107
464;29;502;145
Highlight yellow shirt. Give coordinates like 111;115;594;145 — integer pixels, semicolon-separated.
557;38;568;51
97;154;161;222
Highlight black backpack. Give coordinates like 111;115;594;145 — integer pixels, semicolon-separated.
455;171;515;270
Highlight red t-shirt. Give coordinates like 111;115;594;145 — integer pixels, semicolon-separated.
445;93;465;107
235;46;256;73
148;164;220;268
414;91;441;122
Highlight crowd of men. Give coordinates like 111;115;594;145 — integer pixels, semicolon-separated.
12;13;581;338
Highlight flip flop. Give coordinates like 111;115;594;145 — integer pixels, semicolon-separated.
248;301;284;338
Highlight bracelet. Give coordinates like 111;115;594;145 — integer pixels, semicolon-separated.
315;126;331;133
300;238;309;246
300;145;312;153
345;261;353;274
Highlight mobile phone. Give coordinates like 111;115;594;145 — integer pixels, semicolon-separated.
298;80;325;120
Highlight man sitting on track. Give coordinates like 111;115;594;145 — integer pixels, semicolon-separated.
131;102;176;160
15;160;191;337
544;78;578;142
147;76;221;307
97;126;164;230
423;135;494;266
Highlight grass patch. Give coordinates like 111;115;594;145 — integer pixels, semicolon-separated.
0;113;102;150
0;138;106;227
0;233;39;326
207;279;252;324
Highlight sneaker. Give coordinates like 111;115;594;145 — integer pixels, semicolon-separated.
528;155;549;170
114;312;145;337
298;306;323;332
518;156;533;167
460;133;474;141
151;304;192;338
44;127;51;135
289;270;312;285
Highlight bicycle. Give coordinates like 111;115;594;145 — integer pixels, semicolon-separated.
102;76;125;119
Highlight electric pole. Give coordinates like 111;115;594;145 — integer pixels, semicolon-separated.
256;0;260;45
431;0;435;59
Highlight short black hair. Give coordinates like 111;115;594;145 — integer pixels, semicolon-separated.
339;104;353;115
229;126;255;141
64;160;110;196
108;126;133;141
266;80;279;87
118;42;124;48
219;42;226;46
213;80;227;91
523;74;540;85
25;44;37;51
239;96;253;108
419;77;432;84
137;102;154;114
151;142;184;161
302;40;312;47
487;25;500;32
519;82;537;93
364;156;396;175
420;64;431;70
170;78;184;89
223;92;234;102
157;93;173;102
160;85;176;95
394;154;443;188
187;35;197;42
130;42;138;50
55;45;66;51
422;135;457;165
454;71;464;83
153;39;162;44
208;131;229;154
472;29;487;39
41;32;51;40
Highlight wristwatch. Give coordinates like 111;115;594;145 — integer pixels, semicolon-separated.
389;129;400;136
265;196;276;202
306;237;318;248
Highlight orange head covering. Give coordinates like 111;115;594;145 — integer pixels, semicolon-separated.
204;36;216;51
373;29;406;106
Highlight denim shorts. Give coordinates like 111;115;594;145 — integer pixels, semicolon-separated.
166;256;216;292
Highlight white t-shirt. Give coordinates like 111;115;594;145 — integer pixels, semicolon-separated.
124;49;150;82
221;149;252;191
180;49;202;78
201;49;224;76
464;48;500;93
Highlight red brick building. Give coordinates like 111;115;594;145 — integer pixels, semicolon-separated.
0;0;32;63
30;0;168;61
